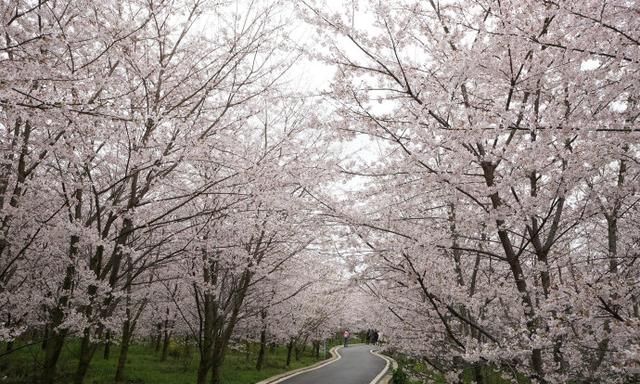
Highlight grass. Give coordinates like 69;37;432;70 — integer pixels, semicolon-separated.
391;354;530;384
0;339;328;384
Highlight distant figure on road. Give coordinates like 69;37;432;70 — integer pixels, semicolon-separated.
372;330;379;345
343;330;350;347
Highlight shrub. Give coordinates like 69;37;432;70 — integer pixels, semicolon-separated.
392;367;408;384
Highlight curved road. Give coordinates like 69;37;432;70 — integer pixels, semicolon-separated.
277;345;387;384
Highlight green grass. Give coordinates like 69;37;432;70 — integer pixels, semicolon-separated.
391;354;530;384
0;339;327;384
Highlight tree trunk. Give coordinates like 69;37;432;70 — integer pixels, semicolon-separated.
256;321;267;370
473;363;484;384
114;320;132;383
0;340;11;370
161;328;170;361
607;216;618;273
313;341;320;359
481;161;545;382
294;345;300;361
42;269;74;384
42;324;49;350
298;336;308;359
286;339;294;368
155;323;162;352
42;188;82;384
42;330;67;384
210;363;223;384
104;331;111;360
196;350;211;384
196;255;253;384
196;294;214;384
210;346;225;384
74;330;99;384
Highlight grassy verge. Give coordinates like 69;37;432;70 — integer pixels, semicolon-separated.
0;340;326;384
390;354;530;384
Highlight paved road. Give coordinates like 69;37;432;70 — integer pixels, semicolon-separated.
277;344;387;384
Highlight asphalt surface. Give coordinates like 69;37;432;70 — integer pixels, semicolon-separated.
277;344;387;384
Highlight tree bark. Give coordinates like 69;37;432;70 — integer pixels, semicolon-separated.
286;338;294;368
74;330;99;384
103;331;111;360
155;323;162;352
42;329;67;384
472;362;485;384
256;323;267;370
210;344;226;384
196;355;211;384
42;324;49;350
161;327;171;361
114;319;132;383
481;160;545;382
41;264;76;384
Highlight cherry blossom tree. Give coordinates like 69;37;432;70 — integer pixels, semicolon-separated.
302;0;640;382
2;1;339;384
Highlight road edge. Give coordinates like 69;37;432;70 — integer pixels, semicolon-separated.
369;349;398;384
255;345;343;384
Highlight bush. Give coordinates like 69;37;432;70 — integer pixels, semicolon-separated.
392;367;408;384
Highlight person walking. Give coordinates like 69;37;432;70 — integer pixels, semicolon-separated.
343;330;350;348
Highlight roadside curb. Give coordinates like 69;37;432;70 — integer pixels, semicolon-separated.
256;345;342;384
369;349;398;384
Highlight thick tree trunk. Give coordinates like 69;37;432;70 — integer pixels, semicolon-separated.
42;188;82;384
210;363;223;384
42;330;67;384
42;324;49;350
197;255;253;384
210;345;225;384
285;339;294;368
299;335;308;359
42;267;76;384
197;360;210;384
196;293;214;384
473;363;484;384
3;313;13;356
114;320;132;383
256;323;267;370
74;330;99;384
103;331;111;360
0;339;11;370
594;215;620;372
161;328;170;361
155;323;162;352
